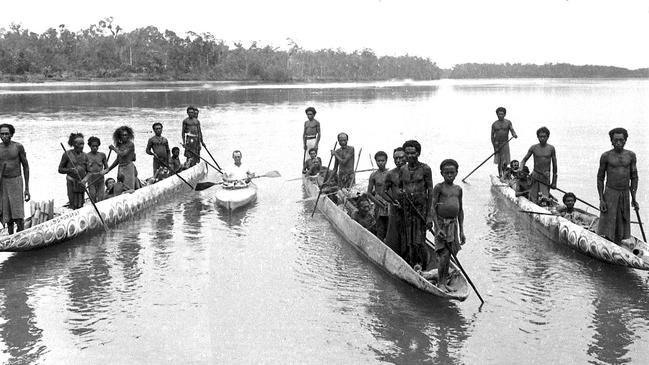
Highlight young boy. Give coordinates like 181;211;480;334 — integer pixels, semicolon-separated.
353;194;376;234
85;136;108;202
331;133;355;188
303;148;319;174
146;122;171;176
104;178;116;199
169;147;182;173
367;151;390;240
431;159;465;292
514;166;532;199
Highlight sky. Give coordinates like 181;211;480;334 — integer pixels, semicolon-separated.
1;0;648;69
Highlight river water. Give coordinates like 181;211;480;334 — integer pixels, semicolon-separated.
0;79;648;364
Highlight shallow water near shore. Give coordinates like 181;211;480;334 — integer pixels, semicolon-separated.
0;79;648;364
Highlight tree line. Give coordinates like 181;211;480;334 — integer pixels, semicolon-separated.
0;18;441;82
446;62;648;79
0;19;646;82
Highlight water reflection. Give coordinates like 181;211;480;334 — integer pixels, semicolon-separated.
586;266;649;364
366;282;470;364
0;83;438;114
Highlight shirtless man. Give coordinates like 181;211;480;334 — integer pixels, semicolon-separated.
146;122;170;175
491;107;517;176
431;159;465;292
367;151;389;240
0;124;30;233
521;127;557;204
398;140;434;270
597;128;639;244
331;133;355;189
383;147;407;257
303;148;319;174
182;106;204;167
303;107;320;159
59;133;88;210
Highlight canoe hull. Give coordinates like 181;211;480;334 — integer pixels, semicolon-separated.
490;175;649;270
213;183;257;211
0;162;208;252
303;176;470;301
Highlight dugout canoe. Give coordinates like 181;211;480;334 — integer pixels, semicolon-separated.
490;175;649;270
303;175;470;301
212;182;257;211
0;162;208;252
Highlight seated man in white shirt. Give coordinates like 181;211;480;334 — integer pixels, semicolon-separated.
223;150;255;187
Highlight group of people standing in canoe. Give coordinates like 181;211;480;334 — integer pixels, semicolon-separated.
302;105;642;291
489;106;640;245
303;107;465;292
0;106;208;235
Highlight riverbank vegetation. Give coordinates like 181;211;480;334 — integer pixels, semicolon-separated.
1;18;646;83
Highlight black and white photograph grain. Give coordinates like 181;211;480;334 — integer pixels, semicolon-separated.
0;0;647;364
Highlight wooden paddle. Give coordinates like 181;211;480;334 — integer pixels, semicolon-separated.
195;170;281;191
634;206;647;242
296;190;339;203
60;143;108;231
462;136;514;183
152;154;195;190
393;190;485;304
311;141;338;217
286;168;376;182
201;142;223;171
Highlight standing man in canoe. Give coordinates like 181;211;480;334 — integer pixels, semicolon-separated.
367;151;390;240
398;140;434;271
383;147;406;258
223;150;255;186
303;107;320;160
0;124;30;233
521;127;557;204
331;133;355;189
491;106;517;177
597;128;639;244
102;126;139;190
146;122;170;175
182;106;204;167
59;133;88;210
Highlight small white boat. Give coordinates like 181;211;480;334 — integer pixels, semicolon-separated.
213;182;257;211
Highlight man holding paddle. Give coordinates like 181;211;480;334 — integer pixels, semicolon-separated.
0;123;30;234
182;106;204;167
491;106;518;177
597;127;639;244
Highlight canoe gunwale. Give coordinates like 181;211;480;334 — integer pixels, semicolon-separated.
303;175;470;301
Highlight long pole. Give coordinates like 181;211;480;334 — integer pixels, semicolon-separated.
462;136;514;183
153;154;195;189
311;141;338;218
634;206;647;242
201;142;222;171
352;147;362;186
60;143;108;231
182;144;221;172
530;176;601;212
391;190;485;304
302;149;307;173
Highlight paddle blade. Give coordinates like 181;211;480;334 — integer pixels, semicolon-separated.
195;181;218;191
260;170;281;178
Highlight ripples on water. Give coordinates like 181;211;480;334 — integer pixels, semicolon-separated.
0;79;648;363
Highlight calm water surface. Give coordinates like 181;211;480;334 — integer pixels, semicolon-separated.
0;79;648;364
